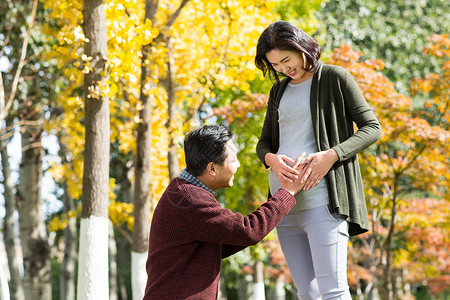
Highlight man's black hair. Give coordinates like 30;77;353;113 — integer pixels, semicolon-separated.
184;125;232;177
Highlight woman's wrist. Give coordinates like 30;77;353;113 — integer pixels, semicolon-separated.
327;149;339;163
264;153;274;166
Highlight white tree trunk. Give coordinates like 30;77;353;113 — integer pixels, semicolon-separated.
1;139;24;300
0;240;11;300
131;252;147;300
253;282;265;300
253;260;265;300
268;276;286;300
238;273;253;300
18;111;51;300
78;0;110;298
217;275;227;300
109;221;118;300
77;216;109;299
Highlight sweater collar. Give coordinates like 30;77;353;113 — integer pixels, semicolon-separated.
179;169;216;196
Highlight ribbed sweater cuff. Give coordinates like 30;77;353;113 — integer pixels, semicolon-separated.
274;188;296;209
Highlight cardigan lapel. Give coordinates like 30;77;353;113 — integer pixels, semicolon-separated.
270;77;290;153
310;61;323;152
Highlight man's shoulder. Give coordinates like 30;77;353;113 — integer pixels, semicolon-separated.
172;177;212;193
163;178;215;204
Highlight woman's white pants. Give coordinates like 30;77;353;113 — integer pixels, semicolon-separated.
276;205;352;300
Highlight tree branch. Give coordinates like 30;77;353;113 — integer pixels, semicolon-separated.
144;0;159;23
119;78;140;100
166;0;190;29
0;72;5;115
0;0;39;122
153;0;191;43
0;22;13;57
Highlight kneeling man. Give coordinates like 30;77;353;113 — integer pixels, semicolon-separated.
144;125;307;299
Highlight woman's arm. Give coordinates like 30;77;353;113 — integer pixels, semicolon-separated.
331;70;381;161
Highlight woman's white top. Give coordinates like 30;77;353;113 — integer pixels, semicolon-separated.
268;78;330;212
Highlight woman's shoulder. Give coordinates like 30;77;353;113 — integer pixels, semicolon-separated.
320;63;349;79
271;77;290;90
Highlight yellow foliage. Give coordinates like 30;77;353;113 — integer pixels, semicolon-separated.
47;207;80;233
44;0;280;209
109;200;134;231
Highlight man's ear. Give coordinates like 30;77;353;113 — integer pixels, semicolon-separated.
206;162;216;175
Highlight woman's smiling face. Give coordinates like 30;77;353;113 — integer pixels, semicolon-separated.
266;49;311;84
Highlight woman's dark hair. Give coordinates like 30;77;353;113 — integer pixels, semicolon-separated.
184;125;232;176
255;20;321;82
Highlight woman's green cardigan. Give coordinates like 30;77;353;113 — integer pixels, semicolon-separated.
256;61;382;236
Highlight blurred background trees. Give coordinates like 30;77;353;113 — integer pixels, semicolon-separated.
0;0;448;299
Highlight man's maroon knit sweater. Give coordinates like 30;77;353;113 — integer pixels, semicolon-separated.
143;177;296;299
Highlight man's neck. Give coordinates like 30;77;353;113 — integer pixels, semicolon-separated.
179;169;216;195
196;174;217;192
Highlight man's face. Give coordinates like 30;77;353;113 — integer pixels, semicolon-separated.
213;140;240;190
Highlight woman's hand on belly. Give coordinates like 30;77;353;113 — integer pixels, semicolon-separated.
265;152;304;183
296;149;339;190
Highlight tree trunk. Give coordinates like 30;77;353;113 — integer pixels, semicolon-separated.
77;0;110;299
131;52;152;297
367;285;380;300
58;135;77;300
131;1;191;298
117;241;130;300
238;272;253;300
0;258;10;300
131;0;156;298
1;140;25;300
380;195;398;300
269;275;286;300
109;221;118;300
253;259;265;300
59;181;77;300
110;157;133;298
166;36;179;180
17;110;51;300
217;275;227;300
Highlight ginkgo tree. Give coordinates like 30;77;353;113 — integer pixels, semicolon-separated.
131;0;280;297
44;0;282;297
44;0;280;207
1;0;57;298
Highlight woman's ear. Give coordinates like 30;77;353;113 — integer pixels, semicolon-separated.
302;52;307;69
